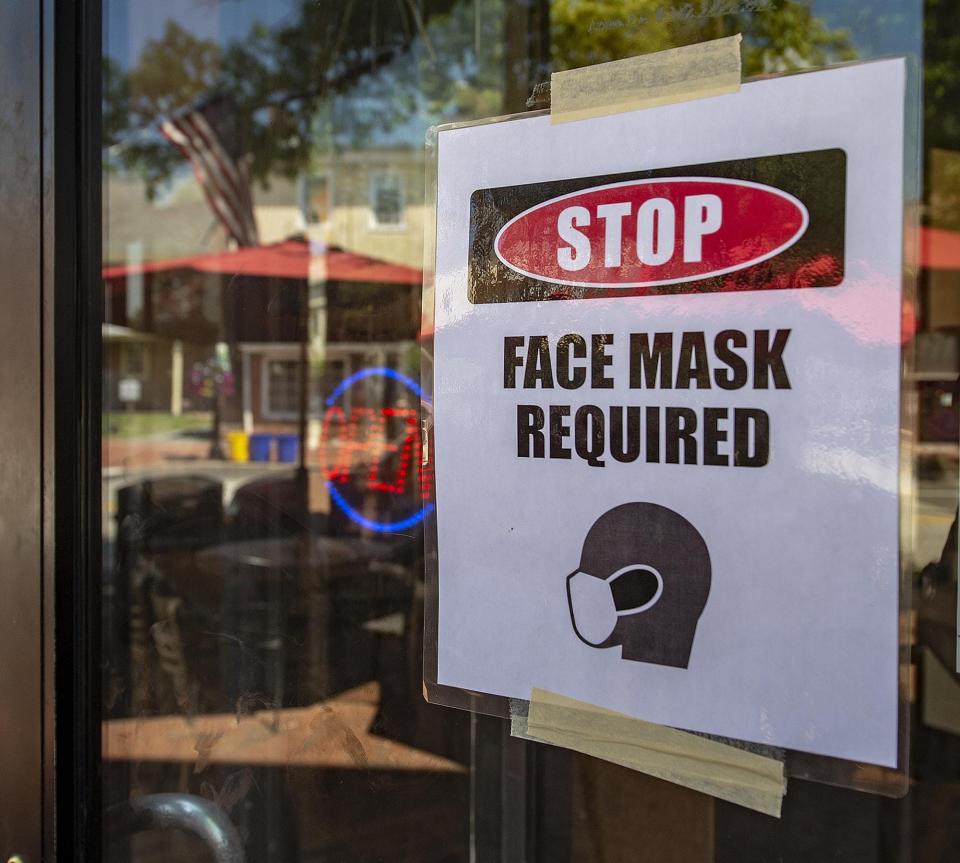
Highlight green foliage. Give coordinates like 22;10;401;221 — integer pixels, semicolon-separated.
550;0;855;75
106;1;459;195
925;0;960;152
106;24;217;196
415;0;507;122
106;0;864;197
103;411;212;439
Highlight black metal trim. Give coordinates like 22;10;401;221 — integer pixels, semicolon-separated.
48;0;103;859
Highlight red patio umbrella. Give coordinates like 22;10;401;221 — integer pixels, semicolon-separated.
920;226;960;272
104;239;424;480
102;237;422;285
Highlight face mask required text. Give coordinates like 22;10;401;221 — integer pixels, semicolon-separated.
503;329;790;469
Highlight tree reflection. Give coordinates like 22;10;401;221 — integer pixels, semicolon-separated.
105;0;866;198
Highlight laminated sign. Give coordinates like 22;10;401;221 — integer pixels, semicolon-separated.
429;60;906;767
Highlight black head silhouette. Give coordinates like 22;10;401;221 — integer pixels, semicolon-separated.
566;502;711;668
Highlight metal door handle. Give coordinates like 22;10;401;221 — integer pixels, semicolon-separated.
105;793;246;863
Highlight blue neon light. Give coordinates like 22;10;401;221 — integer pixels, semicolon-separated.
327;480;434;533
325;366;429;408
325;366;432;533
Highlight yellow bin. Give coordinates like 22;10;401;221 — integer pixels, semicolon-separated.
227;431;250;463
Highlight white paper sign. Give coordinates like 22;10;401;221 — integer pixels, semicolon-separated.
432;60;905;767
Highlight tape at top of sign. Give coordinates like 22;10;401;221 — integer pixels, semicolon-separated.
550;34;742;125
512;688;786;817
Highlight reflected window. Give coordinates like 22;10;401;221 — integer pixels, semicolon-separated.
263;357;301;420
301;173;332;226
121;341;147;376
369;171;405;228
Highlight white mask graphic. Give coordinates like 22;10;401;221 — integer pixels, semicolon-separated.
567;564;664;647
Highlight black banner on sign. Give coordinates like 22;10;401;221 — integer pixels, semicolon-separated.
468;149;846;304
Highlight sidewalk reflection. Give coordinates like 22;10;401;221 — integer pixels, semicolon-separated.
103;681;464;773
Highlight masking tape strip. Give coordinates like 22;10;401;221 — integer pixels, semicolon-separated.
550;34;742;125
511;688;785;818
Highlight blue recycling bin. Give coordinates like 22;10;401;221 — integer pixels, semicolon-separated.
276;434;299;464
249;433;273;462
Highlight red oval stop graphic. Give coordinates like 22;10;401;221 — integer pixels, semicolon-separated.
494;178;809;288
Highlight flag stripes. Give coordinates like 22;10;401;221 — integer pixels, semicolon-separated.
161;101;259;247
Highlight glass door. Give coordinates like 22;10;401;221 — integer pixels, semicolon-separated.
100;3;486;859
53;0;960;860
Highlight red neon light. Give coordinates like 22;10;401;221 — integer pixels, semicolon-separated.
319;405;430;501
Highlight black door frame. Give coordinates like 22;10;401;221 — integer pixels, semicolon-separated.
47;0;104;860
0;0;46;859
0;0;100;858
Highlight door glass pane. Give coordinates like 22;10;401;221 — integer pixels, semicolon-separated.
99;1;960;861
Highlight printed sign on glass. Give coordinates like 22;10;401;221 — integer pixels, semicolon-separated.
430;60;906;768
470;149;845;302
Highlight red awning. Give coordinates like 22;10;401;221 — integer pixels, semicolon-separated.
102;239;422;285
921;226;960;272
102;227;960;296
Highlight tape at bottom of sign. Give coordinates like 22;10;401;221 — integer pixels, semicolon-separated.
510;688;786;818
550;34;742;125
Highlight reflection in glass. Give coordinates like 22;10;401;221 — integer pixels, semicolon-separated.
102;3;478;859
99;0;960;860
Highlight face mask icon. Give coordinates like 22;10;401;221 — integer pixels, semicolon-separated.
565;503;711;668
567;564;664;646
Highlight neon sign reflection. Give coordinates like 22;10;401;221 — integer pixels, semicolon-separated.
321;366;434;533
